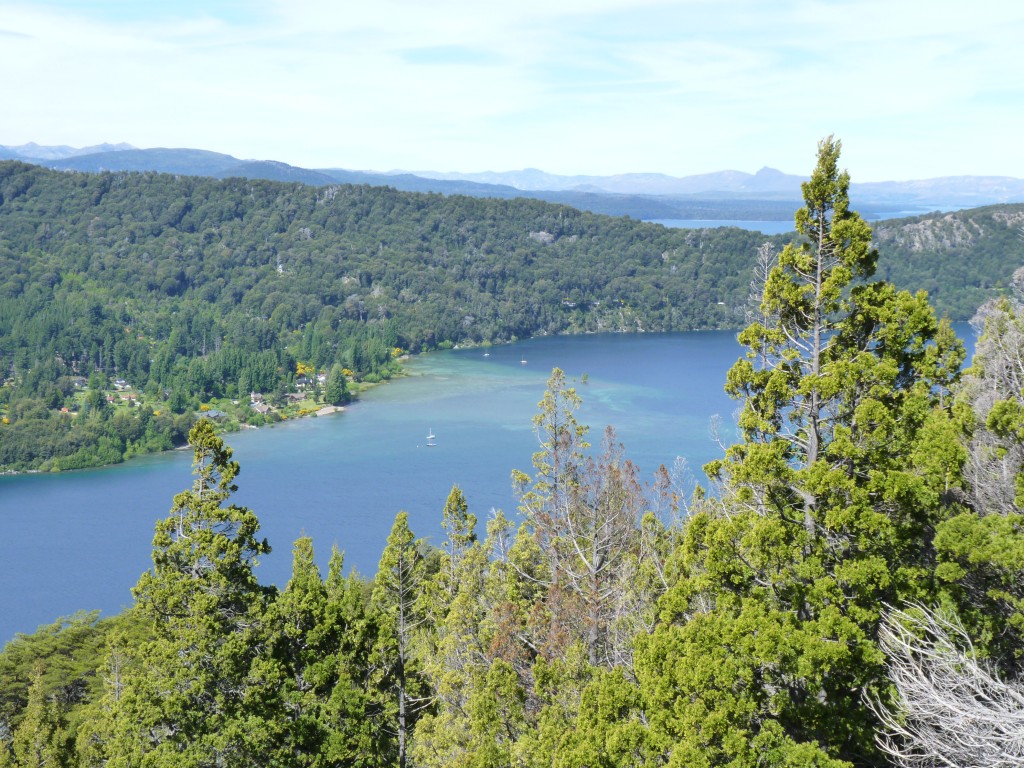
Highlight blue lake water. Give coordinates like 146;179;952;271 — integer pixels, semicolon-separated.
646;219;796;234
0;325;977;645
0;332;745;644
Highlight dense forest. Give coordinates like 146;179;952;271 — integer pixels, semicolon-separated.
873;203;1024;319
2;139;1023;767
2;159;1024;473
0;160;767;472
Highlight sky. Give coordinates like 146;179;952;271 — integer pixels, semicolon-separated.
1;0;1022;182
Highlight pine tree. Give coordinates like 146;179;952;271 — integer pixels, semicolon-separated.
320;547;380;767
323;364;350;407
257;536;332;766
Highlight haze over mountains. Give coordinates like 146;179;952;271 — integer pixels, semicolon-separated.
4;142;1024;220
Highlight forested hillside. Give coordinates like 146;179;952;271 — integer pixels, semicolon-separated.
2;139;1023;768
874;203;1024;319
0;161;763;471
2;159;1023;473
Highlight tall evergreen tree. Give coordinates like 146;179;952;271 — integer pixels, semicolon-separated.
370;513;429;768
323;364;350;407
6;665;72;768
255;536;333;766
320;547;380;767
106;419;272;767
633;137;965;767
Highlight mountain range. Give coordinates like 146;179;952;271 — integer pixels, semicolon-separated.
4;142;1024;220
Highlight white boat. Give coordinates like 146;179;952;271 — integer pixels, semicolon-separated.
426;428;436;447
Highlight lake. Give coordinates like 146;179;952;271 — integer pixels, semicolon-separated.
0;332;745;644
646;219;796;234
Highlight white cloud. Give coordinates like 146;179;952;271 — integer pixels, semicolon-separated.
1;0;1023;179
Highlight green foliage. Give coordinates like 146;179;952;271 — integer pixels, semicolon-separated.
872;204;1024;320
936;292;1024;671
370;513;430;768
647;137;966;767
105;419;273;766
0;160;769;470
323;363;350;406
8;665;73;768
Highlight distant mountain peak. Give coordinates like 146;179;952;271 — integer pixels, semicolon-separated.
1;141;135;161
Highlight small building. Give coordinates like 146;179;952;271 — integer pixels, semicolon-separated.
252;403;270;415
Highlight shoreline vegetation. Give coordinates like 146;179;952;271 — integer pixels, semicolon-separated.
3;159;1023;475
0;369;363;476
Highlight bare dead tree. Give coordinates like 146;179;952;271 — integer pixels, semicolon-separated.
745;241;778;330
872;604;1024;768
960;286;1024;515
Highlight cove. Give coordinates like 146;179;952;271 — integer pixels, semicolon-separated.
0;331;742;644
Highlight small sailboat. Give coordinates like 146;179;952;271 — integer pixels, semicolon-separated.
426;428;436;447
520;357;527;364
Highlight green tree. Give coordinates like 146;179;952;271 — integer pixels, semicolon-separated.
320;547;380;766
370;513;430;768
323;364;350;407
7;665;72;768
106;419;272;767
255;536;333;766
638;137;964;767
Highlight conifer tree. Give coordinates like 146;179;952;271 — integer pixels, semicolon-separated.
635;137;965;767
323;364;350;407
257;536;332;765
370;513;429;768
107;419;272;767
8;665;72;768
320;547;380;767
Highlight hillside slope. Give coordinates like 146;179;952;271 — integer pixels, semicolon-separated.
873;204;1024;319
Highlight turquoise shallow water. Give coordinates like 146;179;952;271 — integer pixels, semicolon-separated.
0;332;741;643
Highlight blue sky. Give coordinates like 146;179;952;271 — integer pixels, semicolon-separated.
1;0;1022;181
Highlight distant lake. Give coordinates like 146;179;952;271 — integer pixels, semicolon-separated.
646;208;949;233
0;332;743;644
646;219;796;234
